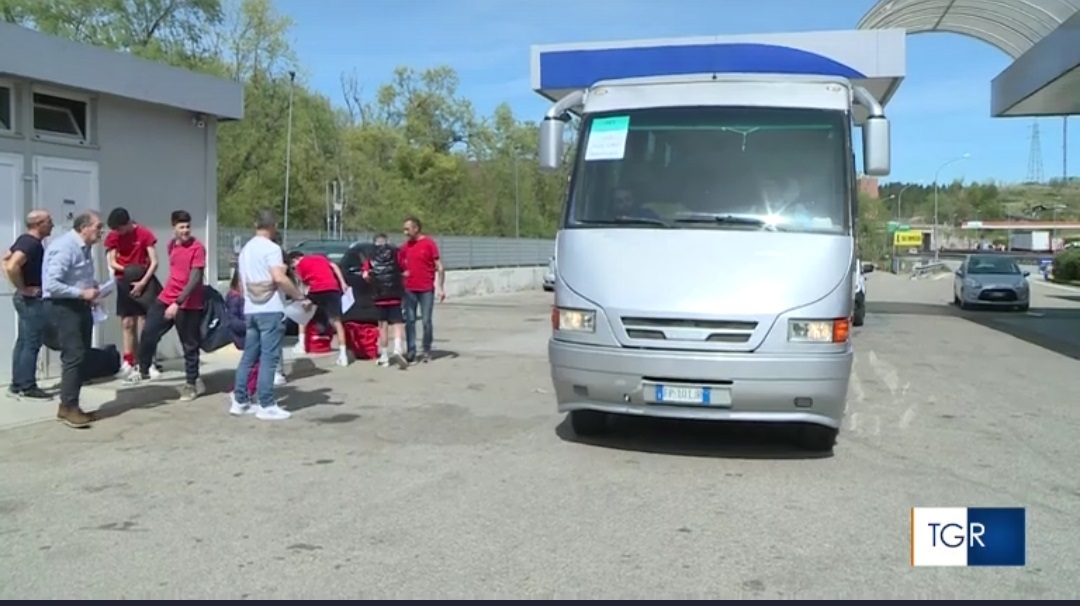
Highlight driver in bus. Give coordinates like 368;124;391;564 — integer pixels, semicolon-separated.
610;187;661;221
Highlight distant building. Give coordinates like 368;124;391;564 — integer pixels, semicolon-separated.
858;175;880;199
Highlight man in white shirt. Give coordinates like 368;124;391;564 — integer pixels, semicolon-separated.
229;210;309;420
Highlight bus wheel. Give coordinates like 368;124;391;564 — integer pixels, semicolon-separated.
570;410;609;437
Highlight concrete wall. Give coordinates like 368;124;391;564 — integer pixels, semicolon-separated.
153;266;548;359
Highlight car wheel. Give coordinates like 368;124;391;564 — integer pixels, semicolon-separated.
569;410;609;437
796;424;838;453
1017;303;1030;312
543;284;554;292
853;294;865;327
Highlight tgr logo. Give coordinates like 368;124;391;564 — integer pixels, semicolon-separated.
911;507;1025;567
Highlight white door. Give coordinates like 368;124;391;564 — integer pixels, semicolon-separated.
32;157;102;378
0;153;24;386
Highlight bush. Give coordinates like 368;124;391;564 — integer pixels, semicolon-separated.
1051;249;1080;281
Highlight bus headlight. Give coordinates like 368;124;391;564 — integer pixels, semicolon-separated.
553;307;596;333
788;318;850;343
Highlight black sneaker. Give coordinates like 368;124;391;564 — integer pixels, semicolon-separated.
20;387;52;400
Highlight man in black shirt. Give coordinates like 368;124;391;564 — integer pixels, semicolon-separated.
2;210;54;399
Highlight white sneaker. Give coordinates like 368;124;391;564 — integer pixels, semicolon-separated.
148;365;162;380
291;341;306;355
119;361;134;376
377;355;389;367
336;352;349;367
273;372;287;386
255;404;291;421
228;393;249;416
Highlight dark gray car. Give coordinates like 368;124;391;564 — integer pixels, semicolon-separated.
953;254;1030;311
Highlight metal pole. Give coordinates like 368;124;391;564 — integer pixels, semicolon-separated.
513;152;520;238
1064;117;1069;183
282;70;296;247
325;181;331;237
932;154;970;260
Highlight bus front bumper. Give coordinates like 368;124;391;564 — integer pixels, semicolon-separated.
549;339;852;429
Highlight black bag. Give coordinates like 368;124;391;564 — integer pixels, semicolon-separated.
81;345;121;381
199;286;234;353
122;265;163;311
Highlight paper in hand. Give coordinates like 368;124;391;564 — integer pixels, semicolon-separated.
342;288;356;313
98;278;117;298
92;306;108;325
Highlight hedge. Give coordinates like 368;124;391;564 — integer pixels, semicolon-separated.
1051;249;1080;281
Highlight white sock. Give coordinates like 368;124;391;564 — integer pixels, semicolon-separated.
393;338;403;354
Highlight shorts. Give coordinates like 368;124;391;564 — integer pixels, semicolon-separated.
376;304;403;324
308;290;343;320
116;279;147;317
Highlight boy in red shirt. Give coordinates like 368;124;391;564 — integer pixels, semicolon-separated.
362;233;408;369
124;210;206;401
104;207;160;376
399;216;444;363
288;251;350;367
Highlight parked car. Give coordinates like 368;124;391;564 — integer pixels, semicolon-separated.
283;240;381;336
953;254;1030;312
854;260;872;327
543;256;555;291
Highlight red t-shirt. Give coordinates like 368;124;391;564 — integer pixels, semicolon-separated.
103;224;157;277
400;237;440;292
295;255;341;294
159;238;207;310
361;256;405;307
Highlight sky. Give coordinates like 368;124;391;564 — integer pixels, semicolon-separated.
273;0;1076;186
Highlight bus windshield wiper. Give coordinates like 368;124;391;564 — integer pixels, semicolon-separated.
672;213;777;230
576;216;668;227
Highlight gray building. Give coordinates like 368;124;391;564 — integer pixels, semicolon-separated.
0;23;243;385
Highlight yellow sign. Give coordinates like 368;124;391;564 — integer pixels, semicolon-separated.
894;231;923;247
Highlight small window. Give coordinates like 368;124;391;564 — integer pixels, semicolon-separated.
33;92;87;141
0;86;11;132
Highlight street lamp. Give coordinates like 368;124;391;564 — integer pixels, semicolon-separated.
282;70;296;247
896;184;915;222
933;153;971;259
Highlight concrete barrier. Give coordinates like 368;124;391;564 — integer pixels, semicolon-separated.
151;266;546;360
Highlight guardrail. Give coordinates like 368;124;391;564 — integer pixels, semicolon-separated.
897;250;1056;265
910;260;950;279
216;229;554;280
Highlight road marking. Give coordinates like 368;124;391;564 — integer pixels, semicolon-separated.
1032;280;1080;294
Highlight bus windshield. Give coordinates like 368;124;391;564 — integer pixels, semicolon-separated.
566;106;852;234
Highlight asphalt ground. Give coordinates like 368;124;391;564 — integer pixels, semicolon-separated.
2;278;1078;599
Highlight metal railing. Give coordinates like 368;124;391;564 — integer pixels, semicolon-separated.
216;228;554;280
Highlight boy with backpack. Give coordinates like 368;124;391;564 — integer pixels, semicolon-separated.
362;234;408;369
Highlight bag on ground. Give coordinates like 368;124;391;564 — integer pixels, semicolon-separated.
200;286;235;353
343;321;380;360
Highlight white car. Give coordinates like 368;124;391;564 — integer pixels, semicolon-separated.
543;257;555;291
854;260;870;327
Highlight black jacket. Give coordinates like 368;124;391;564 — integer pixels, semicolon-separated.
369;244;404;301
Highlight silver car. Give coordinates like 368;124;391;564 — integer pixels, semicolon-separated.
543;256;555;292
953;254;1030;311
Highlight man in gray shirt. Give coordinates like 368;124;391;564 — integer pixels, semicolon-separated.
42;211;104;428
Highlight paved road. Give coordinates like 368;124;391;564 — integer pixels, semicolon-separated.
2;282;1079;599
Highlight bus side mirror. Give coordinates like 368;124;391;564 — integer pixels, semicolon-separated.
862;116;891;177
538;118;565;172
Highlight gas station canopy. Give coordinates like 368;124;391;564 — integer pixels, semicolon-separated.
530;29;907;123
858;0;1080;116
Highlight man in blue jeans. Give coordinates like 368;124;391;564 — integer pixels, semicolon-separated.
229;210;309;421
3;210;54;400
399;216;445;363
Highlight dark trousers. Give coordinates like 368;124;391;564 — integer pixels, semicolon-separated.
12;294;46;391
44;299;92;408
138;301;201;384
